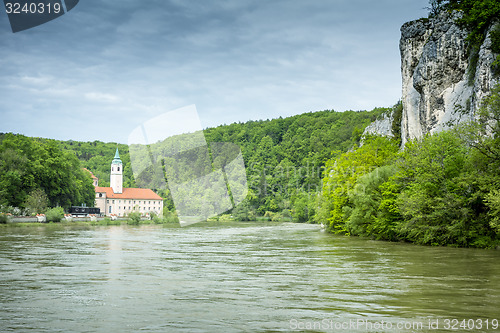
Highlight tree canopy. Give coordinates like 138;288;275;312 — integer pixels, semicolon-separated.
0;133;95;213
316;84;500;248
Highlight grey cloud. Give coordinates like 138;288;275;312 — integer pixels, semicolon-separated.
0;0;428;142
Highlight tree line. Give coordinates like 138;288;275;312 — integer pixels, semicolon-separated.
0;107;384;220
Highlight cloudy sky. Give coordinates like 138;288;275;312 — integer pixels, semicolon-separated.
0;0;428;143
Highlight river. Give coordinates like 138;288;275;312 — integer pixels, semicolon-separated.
0;222;499;332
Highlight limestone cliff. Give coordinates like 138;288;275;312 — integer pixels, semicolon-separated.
363;112;393;137
399;11;498;145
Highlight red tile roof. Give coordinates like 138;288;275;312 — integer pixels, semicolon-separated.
83;168;98;179
95;187;163;200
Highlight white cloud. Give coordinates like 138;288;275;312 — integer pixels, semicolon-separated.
84;92;120;103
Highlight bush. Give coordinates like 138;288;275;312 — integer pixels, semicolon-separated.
91;217;118;226
152;215;165;224
127;211;142;225
486;190;500;234
263;211;275;221
271;212;283;222
45;207;64;222
219;214;233;222
0;213;8;224
0;205;20;216
163;210;179;223
24;189;48;215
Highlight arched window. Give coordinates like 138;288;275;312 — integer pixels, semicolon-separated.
118;167;120;171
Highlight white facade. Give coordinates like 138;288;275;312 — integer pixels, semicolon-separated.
110;148;123;194
94;148;164;217
95;191;163;217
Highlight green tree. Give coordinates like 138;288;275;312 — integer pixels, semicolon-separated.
318;136;399;233
24;188;49;215
397;131;494;247
345;165;401;240
45;207;64;222
461;84;500;165
0;134;95;210
486;190;500;233
127;211;142;225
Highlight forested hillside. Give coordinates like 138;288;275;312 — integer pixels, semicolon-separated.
203;108;387;220
59;141;136;189
61;107;388;220
316;85;500;248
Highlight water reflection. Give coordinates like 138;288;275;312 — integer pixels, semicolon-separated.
106;226;123;281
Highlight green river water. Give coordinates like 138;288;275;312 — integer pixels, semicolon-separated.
0;222;499;332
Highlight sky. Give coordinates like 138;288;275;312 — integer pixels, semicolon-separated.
0;0;429;143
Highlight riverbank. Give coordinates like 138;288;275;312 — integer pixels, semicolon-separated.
0;216;169;227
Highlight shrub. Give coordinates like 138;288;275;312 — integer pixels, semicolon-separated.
486;190;500;234
271;212;283;222
219;214;233;222
263;211;275;221
0;213;8;224
127;211;142;225
100;217;121;226
45;207;64;222
24;189;48;215
163;210;179;223
152;215;165;224
91;217;113;226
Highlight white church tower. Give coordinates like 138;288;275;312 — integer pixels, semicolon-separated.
110;148;123;194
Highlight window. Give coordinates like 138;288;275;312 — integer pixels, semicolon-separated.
112;200;115;204
107;200;109;204
109;206;112;213
117;167;120;171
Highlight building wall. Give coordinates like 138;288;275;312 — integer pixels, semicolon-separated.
110;164;123;194
95;194;163;217
95;192;107;215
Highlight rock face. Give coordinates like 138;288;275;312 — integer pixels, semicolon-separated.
363;112;393;137
399;12;498;145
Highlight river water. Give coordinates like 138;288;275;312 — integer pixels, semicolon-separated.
0;222;499;332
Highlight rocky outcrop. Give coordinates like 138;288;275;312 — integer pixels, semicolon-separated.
363;112;393;137
399;12;498;145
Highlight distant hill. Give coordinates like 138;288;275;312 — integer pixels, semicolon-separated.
56;107;389;219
